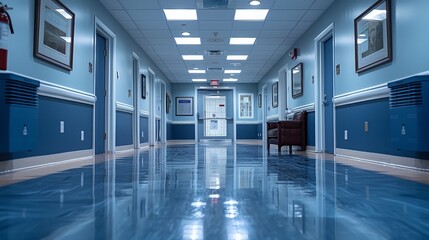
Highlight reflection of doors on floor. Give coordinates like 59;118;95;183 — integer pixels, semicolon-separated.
204;96;226;137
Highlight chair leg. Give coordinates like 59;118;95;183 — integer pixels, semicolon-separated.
278;145;281;152
289;145;292;154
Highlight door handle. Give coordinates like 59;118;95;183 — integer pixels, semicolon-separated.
323;94;329;106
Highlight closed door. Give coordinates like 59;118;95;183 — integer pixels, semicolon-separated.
95;33;106;154
323;36;334;154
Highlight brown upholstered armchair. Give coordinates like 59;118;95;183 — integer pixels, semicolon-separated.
267;111;307;153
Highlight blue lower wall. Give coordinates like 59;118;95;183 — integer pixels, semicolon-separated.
336;98;429;159
170;124;195;140
307;111;316;146
237;124;259;139
0;96;93;160
116;111;133;146
140;116;149;144
167;122;173;140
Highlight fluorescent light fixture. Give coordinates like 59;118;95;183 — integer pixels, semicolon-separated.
362;9;386;21
234;9;269;21
163;9;197;20
357;38;367;44
223;78;238;82
56;9;72;19
182;31;191;36
227;55;248;60
182;55;204;60
230;38;256;45
175;37;201;45
192;79;207;82
249;0;261;6
224;70;241;74
189;69;206;73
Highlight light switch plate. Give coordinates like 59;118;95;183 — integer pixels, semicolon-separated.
60;121;64;133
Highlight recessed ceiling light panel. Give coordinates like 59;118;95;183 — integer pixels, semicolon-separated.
227;55;248;60
224;70;241;74
234;9;269;21
189;70;206;73
230;38;256;45
175;37;201;45
223;78;238;82
183;55;204;60
163;9;197;20
192;79;207;82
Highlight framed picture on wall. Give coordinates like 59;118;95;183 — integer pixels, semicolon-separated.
166;93;171;114
354;0;392;73
176;97;193;116
141;74;146;99
258;93;262;108
34;0;75;70
272;82;278;108
291;63;303;98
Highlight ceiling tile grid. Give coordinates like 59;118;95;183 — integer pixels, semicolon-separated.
99;0;335;83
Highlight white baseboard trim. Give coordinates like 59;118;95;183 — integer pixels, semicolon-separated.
115;144;134;152
306;145;316;152
0;149;94;174
139;143;150;148
336;148;429;171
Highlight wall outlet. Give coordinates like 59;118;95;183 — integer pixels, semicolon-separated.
60;121;64;133
344;130;348;140
364;121;369;132
81;131;84;141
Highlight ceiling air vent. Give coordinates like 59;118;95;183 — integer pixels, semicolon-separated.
207;67;224;71
206;50;224;56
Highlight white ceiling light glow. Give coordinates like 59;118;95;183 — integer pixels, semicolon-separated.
224;70;241;74
192;79;207;82
230;38;256;45
174;37;201;45
183;55;204;60
249;0;261;6
163;9;197;20
189;70;206;73
234;9;269;21
227;55;248;60
223;78;238;82
181;32;191;36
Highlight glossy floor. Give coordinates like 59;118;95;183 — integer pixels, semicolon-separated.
1;143;429;240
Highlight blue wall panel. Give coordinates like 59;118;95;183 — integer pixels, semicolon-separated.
167;123;173;140
171;124;195;140
307;111;316;147
237;124;259;139
336;99;429;159
139;116;149;144
0;96;93;160
116;111;133;146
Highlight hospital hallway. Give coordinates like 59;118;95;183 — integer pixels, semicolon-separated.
1;142;429;240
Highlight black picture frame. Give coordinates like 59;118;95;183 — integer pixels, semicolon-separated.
166;93;171;114
258;93;262;108
291;62;303;98
272;82;278;108
34;0;75;70
354;0;392;73
176;97;193;116
141;74;146;99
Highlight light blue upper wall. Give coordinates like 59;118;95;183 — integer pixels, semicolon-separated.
259;0;429;110
5;0;170;113
172;83;259;122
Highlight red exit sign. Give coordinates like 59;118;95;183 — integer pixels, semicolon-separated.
210;80;219;86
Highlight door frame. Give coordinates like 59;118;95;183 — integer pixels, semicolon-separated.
160;79;167;143
261;84;268;146
148;67;156;146
94;17;116;153
194;86;236;142
314;23;335;153
132;52;140;149
278;65;289;121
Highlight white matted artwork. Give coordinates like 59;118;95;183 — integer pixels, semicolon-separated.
204;96;227;137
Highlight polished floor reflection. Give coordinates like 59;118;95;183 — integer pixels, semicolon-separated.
1;143;429;239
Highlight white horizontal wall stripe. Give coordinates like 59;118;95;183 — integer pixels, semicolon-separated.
2;71;96;105
333;83;389;107
171;121;195;125
236;121;262;124
139;110;149;117
266;114;279;121
287;103;315;118
116;101;134;113
38;81;96;105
